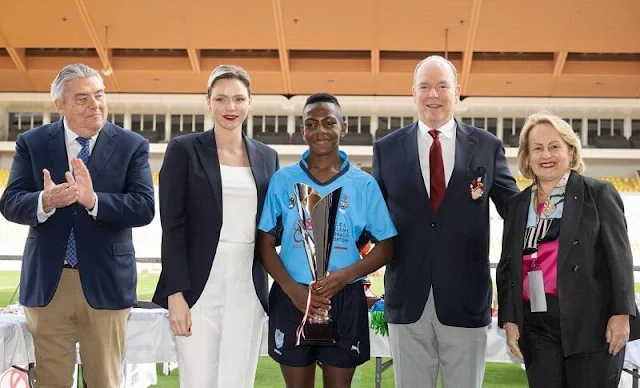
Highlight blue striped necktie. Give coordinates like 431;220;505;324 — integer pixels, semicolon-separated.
64;137;91;267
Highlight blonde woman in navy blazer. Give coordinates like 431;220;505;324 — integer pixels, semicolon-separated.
153;65;279;387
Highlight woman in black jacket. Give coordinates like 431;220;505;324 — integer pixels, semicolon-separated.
152;65;279;387
496;112;636;388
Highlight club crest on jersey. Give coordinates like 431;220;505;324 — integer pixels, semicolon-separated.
339;194;350;209
275;328;285;349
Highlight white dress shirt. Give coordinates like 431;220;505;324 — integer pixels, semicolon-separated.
417;117;457;196
37;118;100;223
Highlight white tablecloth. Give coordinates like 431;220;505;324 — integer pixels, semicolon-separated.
2;309;639;385
5;308;637;365
124;309;518;363
0;315;33;372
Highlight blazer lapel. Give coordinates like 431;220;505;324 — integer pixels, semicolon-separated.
88;123;117;181
512;187;532;278
398;123;431;215
437;120;478;215
453;120;478;174
556;172;584;271
244;135;267;223
194;131;223;216
46;121;69;183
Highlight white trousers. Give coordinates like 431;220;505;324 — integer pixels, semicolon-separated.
176;241;266;388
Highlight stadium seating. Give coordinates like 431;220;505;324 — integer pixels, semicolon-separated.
253;132;291;145
135;130;161;143
341;132;373;146
0;169;9;188
599;176;640;192
594;135;631;149
375;129;394;141
504;134;520;147
3;168;640;193
512;174;640;192
514;175;533;190
290;132;306;145
8;128;26;142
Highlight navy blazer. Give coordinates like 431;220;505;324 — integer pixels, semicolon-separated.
372;120;519;327
0;120;155;309
152;130;279;313
497;172;637;358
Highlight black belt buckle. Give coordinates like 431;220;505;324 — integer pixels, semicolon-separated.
63;263;78;270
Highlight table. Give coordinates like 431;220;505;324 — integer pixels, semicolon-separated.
124;309;517;362
2;309;639;387
0;315;33;373
123;310;519;388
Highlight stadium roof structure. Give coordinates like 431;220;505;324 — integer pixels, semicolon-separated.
0;0;639;97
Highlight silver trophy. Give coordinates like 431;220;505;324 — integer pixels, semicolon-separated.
293;183;343;346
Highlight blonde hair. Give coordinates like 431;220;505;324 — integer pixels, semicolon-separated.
517;111;586;179
206;64;251;98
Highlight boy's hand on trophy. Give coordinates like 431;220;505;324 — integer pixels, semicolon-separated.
309;286;331;322
314;270;349;300
288;283;312;314
288;283;331;317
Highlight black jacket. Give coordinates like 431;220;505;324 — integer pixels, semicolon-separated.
497;171;637;357
152;130;279;312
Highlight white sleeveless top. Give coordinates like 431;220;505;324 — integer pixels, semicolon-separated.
219;165;258;244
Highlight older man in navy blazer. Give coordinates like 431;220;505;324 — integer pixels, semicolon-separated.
0;64;154;387
372;56;519;388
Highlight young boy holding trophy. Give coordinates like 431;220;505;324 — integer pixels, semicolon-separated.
258;93;396;387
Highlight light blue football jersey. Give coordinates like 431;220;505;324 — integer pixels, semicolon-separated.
258;150;397;285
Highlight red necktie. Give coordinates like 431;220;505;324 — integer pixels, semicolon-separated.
429;129;445;214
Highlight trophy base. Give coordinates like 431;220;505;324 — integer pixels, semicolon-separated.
300;322;336;346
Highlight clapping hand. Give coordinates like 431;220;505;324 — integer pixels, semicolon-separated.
70;158;96;210
41;169;78;212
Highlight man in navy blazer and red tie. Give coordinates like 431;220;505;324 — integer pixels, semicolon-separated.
372;56;519;388
0;64;155;387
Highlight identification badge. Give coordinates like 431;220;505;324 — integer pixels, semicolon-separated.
528;270;547;312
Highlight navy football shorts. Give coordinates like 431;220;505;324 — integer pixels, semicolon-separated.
267;281;370;368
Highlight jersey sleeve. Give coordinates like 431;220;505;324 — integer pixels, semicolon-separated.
258;174;284;237
364;178;397;242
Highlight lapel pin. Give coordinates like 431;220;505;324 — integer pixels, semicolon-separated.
470;177;484;200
